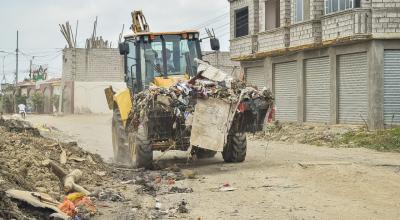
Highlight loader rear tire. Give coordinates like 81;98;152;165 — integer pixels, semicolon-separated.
222;132;247;163
112;108;131;164
131;125;153;169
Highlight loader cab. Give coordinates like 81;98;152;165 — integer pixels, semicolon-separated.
119;31;202;93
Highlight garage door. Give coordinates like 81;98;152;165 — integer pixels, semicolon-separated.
384;50;400;125
274;61;297;122
305;57;331;123
338;52;368;124
245;66;266;89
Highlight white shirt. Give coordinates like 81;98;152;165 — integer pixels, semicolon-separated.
18;104;26;113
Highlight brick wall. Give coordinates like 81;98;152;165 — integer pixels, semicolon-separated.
290;20;321;47
372;8;400;34
202;51;240;77
62;48;124;82
310;0;324;20
258;27;289;51
230;35;256;57
281;0;291;26
321;9;372;41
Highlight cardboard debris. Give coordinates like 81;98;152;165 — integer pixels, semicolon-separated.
5;189;66;215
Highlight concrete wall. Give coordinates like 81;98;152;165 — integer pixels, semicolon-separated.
62;48;124;82
202;51;241;78
74;81;126;114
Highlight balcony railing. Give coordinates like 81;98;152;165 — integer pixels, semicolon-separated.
321;8;372;42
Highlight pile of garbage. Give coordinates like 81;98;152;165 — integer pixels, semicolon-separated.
0;119;111;219
253;121;363;146
129;59;274;130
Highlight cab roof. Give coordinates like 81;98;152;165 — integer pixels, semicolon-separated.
124;30;199;39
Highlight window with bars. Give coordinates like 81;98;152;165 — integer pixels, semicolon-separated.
235;7;249;38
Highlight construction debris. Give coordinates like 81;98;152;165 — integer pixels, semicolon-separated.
0;119;109;219
60;17;112;49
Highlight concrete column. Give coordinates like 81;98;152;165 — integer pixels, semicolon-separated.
329;47;337;124
368;40;384;130
265;57;273;90
297;54;305;123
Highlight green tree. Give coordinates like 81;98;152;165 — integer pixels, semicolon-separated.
31;92;44;113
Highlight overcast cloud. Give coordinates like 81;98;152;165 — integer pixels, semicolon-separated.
0;0;229;83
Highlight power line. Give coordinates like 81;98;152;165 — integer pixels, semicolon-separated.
192;12;229;30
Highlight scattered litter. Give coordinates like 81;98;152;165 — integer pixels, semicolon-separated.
69;156;86;162
218;182;236;192
93;190;125;202
93;171;106;176
181;169;196;179
60;149;67;164
177;200;189;213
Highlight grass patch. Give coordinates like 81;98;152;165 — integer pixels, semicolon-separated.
337;127;400;152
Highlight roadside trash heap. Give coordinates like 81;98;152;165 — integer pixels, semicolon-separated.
129;59;274;130
0;119;111;220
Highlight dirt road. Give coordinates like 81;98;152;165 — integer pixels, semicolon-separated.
26;114;400;219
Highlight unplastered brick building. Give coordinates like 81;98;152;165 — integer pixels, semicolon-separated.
228;0;400;129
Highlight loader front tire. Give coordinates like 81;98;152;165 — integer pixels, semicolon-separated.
112;108;131;164
131;125;153;169
222;132;247;163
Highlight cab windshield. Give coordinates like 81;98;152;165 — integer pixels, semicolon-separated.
126;34;200;89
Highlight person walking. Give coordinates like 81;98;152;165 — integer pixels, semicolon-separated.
18;103;26;119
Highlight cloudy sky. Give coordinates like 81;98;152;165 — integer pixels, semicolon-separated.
0;0;230;83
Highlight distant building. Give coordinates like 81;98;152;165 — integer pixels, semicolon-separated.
229;0;400;129
62;48;126;114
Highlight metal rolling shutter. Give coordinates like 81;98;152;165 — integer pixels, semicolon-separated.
245;67;266;89
384;50;400;125
305;57;330;123
338;52;368;124
274;61;297;122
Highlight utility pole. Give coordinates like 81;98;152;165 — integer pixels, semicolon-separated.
2;56;5;81
15;30;19;85
29;56;34;79
1;56;5;90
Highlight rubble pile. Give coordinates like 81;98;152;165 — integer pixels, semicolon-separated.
254;121;363;146
0;119;111;219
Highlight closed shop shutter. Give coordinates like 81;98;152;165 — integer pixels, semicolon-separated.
384;50;400;125
245;66;266;89
305;57;330;123
274;61;297;122
338;52;368;124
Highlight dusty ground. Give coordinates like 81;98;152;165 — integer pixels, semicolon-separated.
19;114;400;219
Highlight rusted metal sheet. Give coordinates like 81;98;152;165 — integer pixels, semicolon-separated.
190;98;236;152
